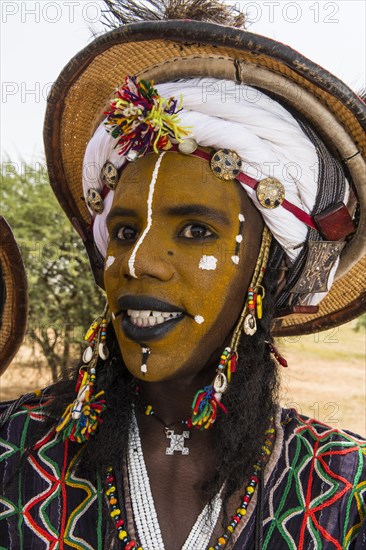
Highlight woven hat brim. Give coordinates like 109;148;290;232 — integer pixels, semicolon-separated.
0;217;28;374
43;21;366;337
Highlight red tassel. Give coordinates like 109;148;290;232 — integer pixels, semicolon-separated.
230;353;238;373
214;397;228;414
267;342;288;368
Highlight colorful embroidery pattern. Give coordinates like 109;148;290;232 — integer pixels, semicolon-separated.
0;399;104;549
258;412;366;549
1;400;365;549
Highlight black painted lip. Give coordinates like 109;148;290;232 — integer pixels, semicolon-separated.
115;295;187;343
116;295;186;315
121;312;184;342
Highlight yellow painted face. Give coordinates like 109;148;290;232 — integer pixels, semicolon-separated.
104;152;263;382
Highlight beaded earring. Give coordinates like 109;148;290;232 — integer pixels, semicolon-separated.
56;304;109;443
191;347;236;430
190;227;272;429
240;227;271;337
243;285;265;336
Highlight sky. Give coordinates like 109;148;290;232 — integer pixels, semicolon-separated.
1;0;365;165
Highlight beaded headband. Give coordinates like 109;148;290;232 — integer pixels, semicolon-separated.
90;144;315;232
82;75;359;319
87;76;355;248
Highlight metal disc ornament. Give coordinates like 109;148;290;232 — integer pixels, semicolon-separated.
210;149;242;180
256;177;285;209
86;188;104;214
101;161;119;190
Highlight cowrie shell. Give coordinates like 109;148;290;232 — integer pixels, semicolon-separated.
98;343;109;360
83;346;93;364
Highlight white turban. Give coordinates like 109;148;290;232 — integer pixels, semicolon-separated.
82;78;349;304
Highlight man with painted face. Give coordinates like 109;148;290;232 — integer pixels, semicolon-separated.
1;2;366;549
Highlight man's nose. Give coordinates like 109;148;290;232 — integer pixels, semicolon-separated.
122;226;175;282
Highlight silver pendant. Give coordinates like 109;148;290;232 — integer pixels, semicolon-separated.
290;240;346;294
86;188;104;214
165;429;190;455
101;161;119;190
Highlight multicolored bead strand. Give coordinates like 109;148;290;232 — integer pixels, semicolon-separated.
56;306;109;443
243;286;257;336
230;227;271;343
98;315;109;360
105;467;142;550
209;421;275;549
105;419;275;549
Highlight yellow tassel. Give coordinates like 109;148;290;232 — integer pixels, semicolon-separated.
55;403;73;432
256;294;263;319
227;360;232;384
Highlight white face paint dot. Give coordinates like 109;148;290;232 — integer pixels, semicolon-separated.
105;256;115;270
235;235;243;243
238;213;245;222
231;255;240;265
198;255;218;271
194;315;205;324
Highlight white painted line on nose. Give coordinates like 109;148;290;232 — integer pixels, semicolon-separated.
128;152;166;278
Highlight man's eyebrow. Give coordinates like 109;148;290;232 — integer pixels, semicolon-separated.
106;207;137;224
162;204;231;226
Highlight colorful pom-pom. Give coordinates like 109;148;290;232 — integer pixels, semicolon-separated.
104;76;190;158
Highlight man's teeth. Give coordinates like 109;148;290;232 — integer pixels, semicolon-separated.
127;310;182;327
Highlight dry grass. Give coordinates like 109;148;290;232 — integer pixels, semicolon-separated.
278;320;365;436
1;321;365;435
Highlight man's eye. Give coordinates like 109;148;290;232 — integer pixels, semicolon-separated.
180;224;213;239
116;226;137;240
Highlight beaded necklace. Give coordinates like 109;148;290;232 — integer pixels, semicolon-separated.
127;412;223;549
105;416;275;550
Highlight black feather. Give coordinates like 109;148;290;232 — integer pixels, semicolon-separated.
101;0;246;29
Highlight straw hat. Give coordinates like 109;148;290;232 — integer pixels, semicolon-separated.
0;217;28;374
43;17;366;337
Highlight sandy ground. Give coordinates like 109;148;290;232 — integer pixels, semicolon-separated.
1;321;365;435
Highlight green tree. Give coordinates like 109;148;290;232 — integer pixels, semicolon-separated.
354;314;366;332
1;161;105;381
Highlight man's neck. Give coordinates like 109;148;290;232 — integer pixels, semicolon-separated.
138;367;214;425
